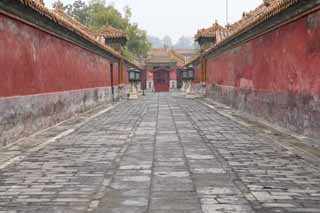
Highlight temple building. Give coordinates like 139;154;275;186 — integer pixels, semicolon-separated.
145;48;186;92
96;25;128;53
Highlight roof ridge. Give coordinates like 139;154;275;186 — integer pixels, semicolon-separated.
22;0;143;69
20;0;122;55
188;0;300;66
97;25;128;39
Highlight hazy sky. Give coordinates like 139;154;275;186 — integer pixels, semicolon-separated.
44;0;262;42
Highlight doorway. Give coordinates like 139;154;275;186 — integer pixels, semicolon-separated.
154;70;169;92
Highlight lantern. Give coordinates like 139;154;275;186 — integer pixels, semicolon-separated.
182;65;194;80
128;68;141;82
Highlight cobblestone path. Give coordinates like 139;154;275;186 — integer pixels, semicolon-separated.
0;93;320;213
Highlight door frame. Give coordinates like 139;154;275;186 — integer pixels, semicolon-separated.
153;69;170;92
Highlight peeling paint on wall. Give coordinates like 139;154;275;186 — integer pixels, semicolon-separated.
207;12;320;96
205;10;320;138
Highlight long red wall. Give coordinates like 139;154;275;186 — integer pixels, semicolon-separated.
0;13;119;98
206;10;320;96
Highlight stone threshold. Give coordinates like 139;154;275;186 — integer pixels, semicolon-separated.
200;98;320;170
0;100;125;171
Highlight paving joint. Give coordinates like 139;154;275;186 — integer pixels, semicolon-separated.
200;99;320;170
0;101;123;171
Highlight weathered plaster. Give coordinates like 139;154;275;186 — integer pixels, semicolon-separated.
205;9;320;139
207;84;320;138
0;87;117;147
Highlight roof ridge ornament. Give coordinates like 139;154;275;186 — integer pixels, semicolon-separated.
36;0;45;6
53;0;64;15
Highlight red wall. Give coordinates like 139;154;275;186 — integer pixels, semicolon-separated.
206;10;320;96
123;65;129;84
112;63;119;85
0;14;119;98
193;63;201;83
169;67;177;81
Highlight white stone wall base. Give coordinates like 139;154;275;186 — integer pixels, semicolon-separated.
170;80;177;91
129;83;139;99
146;80;154;91
192;82;207;97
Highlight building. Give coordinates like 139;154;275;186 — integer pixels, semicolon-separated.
145;48;186;92
96;25;128;53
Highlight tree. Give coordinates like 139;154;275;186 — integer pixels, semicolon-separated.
64;0;88;24
62;0;151;60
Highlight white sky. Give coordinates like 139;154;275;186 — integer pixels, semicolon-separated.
44;0;262;42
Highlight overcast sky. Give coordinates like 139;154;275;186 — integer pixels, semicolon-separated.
44;0;262;42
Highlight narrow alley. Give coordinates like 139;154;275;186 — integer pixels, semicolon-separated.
1;1;320;212
0;94;319;213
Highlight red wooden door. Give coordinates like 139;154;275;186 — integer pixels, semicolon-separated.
154;70;169;92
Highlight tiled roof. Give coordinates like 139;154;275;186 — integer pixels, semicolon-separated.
147;48;176;64
194;21;226;41
17;0;121;57
211;0;299;47
174;49;197;61
146;48;186;66
14;0;143;70
53;1;94;37
188;0;299;65
97;25;128;40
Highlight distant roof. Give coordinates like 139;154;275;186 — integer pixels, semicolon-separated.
97;25;128;40
174;49;196;56
146;48;186;66
173;49;197;62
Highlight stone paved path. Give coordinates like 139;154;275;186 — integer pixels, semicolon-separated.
0;93;320;212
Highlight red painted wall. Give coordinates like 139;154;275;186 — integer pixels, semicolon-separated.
193;63;201;84
123;65;129;84
112;63;119;86
169;67;177;81
206;10;320;96
0;14;118;98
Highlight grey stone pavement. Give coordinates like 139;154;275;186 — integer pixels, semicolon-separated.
0;93;320;213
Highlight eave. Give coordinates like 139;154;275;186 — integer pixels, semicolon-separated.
204;0;320;59
0;0;143;72
147;62;177;67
